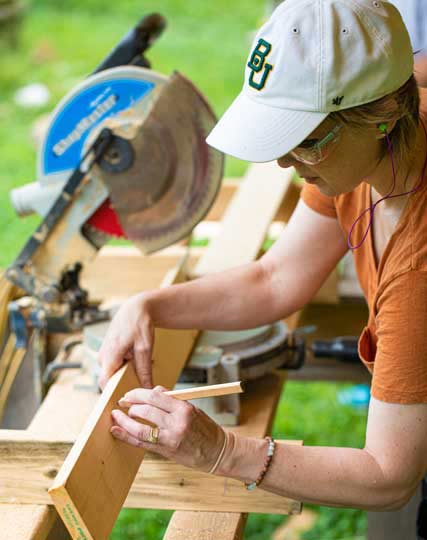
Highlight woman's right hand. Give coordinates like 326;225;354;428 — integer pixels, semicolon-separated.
98;293;155;390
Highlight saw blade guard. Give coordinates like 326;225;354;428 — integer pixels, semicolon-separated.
96;70;224;253
37;66;168;185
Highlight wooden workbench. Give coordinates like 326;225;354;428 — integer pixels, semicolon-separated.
0;163;305;539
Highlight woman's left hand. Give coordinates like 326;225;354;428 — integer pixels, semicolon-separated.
110;385;225;472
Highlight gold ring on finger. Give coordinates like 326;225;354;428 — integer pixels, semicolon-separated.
147;426;159;444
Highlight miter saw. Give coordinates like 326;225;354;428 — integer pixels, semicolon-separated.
4;14;308;416
6;14;223;345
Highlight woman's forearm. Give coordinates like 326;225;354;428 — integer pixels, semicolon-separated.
217;435;412;511
144;261;299;331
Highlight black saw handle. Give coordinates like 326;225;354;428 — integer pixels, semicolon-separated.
94;13;167;73
311;336;360;363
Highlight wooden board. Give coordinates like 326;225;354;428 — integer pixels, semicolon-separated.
0;274;13;342
192;162;294;277
48;362;144;540
0;432;301;515
0;505;59;540
80;245;202;301
164;512;247;540
202;175;299;223
48;263;199;540
0;337;26;422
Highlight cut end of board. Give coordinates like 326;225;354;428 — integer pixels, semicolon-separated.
49;485;94;540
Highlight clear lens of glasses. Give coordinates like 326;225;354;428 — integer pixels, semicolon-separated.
289;124;342;165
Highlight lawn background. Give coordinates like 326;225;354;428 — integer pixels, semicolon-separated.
0;1;367;538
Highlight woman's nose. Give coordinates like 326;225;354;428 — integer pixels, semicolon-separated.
277;154;297;169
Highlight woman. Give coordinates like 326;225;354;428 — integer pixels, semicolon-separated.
99;0;427;518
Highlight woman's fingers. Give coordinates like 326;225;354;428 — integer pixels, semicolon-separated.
111;409;166;447
110;425;150;448
127;403;170;428
98;332;129;390
97;294;155;390
133;325;154;389
120;386;180;413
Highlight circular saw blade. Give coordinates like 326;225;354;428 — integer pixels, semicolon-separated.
96;71;224;254
37;66;168;240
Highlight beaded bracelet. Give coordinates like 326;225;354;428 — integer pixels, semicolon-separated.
245;436;276;491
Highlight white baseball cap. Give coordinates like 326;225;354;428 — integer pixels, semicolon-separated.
206;0;414;163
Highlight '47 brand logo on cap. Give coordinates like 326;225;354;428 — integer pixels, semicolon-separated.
247;38;274;91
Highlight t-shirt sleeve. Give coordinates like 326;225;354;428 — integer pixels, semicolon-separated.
372;270;427;404
300;181;337;219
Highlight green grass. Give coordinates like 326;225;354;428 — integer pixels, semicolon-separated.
0;2;368;538
0;0;258;267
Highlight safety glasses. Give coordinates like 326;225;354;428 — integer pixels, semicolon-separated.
289;124;343;165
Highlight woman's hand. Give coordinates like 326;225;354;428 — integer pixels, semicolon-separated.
110;385;226;472
98;293;155;390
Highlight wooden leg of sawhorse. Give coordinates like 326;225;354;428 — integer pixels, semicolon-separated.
164;512;248;540
367;484;422;540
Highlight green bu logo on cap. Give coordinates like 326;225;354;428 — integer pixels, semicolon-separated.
247;38;274;91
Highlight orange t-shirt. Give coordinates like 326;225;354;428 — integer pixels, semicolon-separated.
301;120;427;404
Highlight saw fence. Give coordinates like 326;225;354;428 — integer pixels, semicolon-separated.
0;161;370;540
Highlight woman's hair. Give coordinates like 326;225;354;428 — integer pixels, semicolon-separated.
329;74;420;169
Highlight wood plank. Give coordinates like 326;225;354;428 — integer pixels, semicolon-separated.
0;340;26;423
192;162;294;277
197;174;299;224
204;179;241;221
0;430;301;514
0;335;16;389
47;362;146;540
80;245;203;301
164;512;247;540
48;262;199;540
0;505;59;540
0;273;15;342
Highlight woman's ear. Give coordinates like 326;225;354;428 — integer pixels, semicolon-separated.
375;119;398;139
